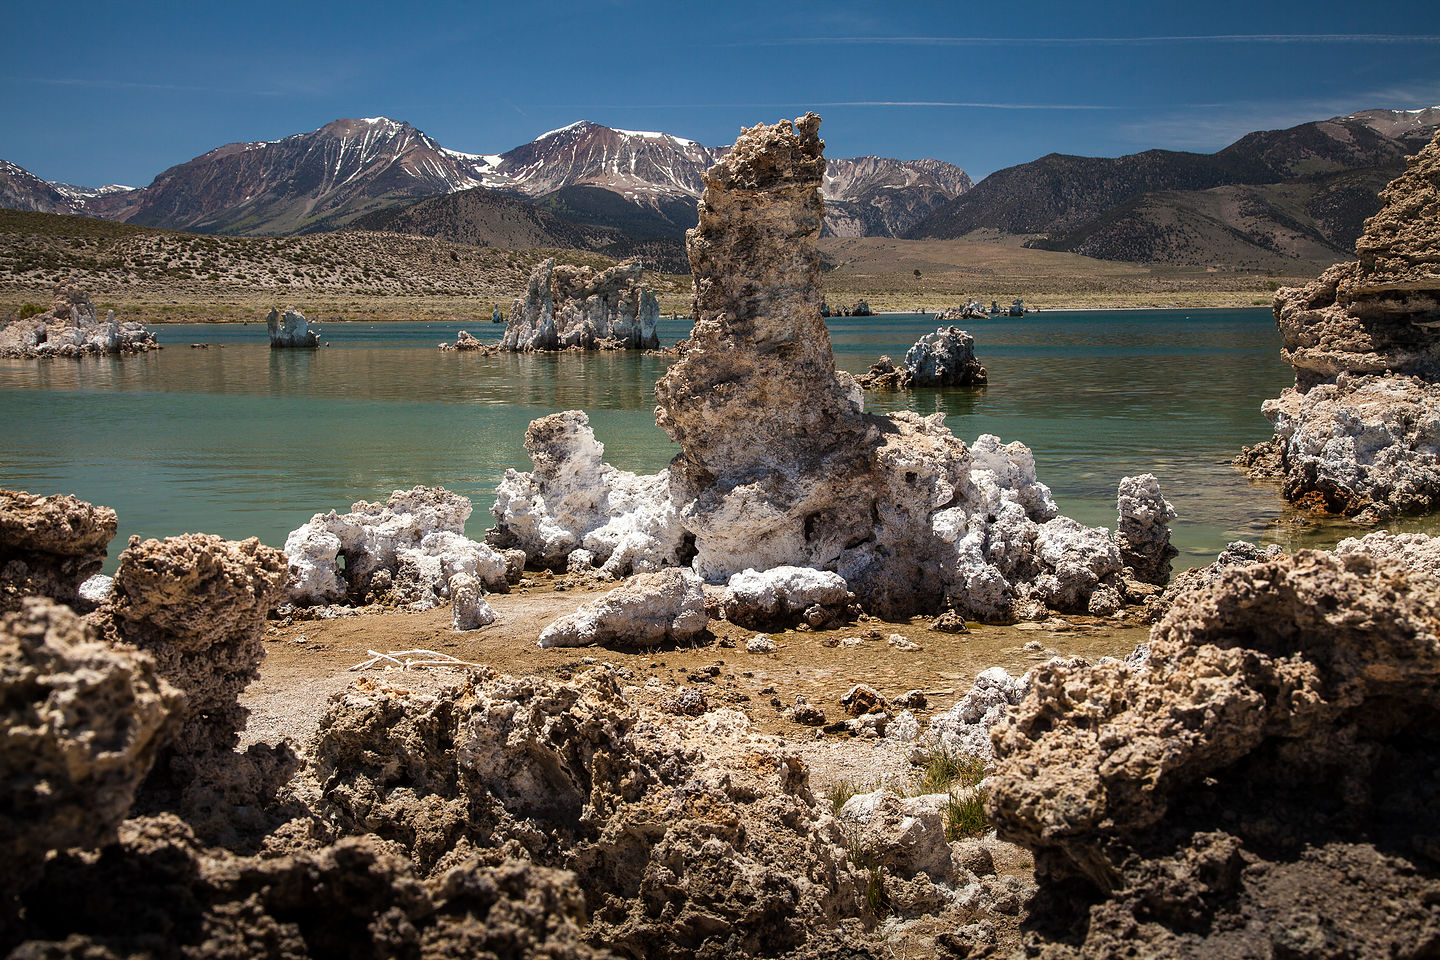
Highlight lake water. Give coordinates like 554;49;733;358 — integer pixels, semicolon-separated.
3;309;1427;573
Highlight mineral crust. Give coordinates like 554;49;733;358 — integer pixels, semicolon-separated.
0;488;117;612
285;486;509;609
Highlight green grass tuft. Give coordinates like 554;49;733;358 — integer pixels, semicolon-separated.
915;747;988;794
945;789;991;841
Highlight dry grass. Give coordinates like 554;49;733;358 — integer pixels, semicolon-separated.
0;209;694;320
818;236;1318;312
0;209;1320;321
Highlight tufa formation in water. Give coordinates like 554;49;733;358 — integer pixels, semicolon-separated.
1238;126;1440;522
501;257;660;351
0;284;158;358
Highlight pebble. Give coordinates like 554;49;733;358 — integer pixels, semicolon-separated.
746;634;776;654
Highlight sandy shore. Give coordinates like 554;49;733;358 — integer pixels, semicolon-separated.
243;581;1147;791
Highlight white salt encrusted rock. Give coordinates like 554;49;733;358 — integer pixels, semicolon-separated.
721;566;851;627
77;574;114;608
930;435;1120;621
886;710;921;742
490;116;1125;623
1262;374;1440;521
284;486;507;609
926;667;1029;759
1115;473;1178;586
745;634;775;654
0;285;158;359
449;573;495;631
488;411;688;578
537;569;709;648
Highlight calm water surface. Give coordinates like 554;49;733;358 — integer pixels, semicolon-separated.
4;310;1431;572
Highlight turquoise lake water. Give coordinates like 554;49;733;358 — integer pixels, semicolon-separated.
4;309;1425;573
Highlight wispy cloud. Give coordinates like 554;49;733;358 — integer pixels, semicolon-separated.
732;34;1440;48
1118;84;1440;151
2;75;290;97
526;100;1114;111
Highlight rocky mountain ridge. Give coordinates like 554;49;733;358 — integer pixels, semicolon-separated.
908;107;1440;266
1;117;969;241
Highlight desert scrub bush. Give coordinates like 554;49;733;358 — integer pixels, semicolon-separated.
944;789;990;841
17;302;41;319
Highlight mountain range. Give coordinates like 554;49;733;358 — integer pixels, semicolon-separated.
0;117;970;260
906;107;1440;267
4;107;1436;273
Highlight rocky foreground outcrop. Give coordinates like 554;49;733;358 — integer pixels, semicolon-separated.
3;484;1031;958
989;547;1440;957
496;115;1131;621
0;599;178;900
0;489;117;612
265;306;320;347
501;257;660;351
1238;127;1440;521
0;284;158;358
96;533;288;761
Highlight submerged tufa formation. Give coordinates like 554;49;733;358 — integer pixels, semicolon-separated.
1238;126;1440;521
501;257;660;351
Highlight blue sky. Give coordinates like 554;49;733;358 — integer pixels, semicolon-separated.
5;0;1439;188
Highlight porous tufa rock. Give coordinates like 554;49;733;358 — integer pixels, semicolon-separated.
501;257;660;351
488;411;689;577
538;568;708;648
1238;127;1440;522
0;599;178;898
0;488;117;612
721;565;853;628
0;283;158;359
438;329;485;351
854;354;912;390
311;669;868;956
989;549;1440;956
284;485;509;608
1115;473;1178;586
649;114;1118;619
901;326;988;387
746;633;776;654
448;572;495;630
1335;528;1440;580
12;816;605;960
98;533;287;759
838;789;960;882
265;306;320;348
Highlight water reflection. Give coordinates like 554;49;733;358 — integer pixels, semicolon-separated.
1;309;1434;572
